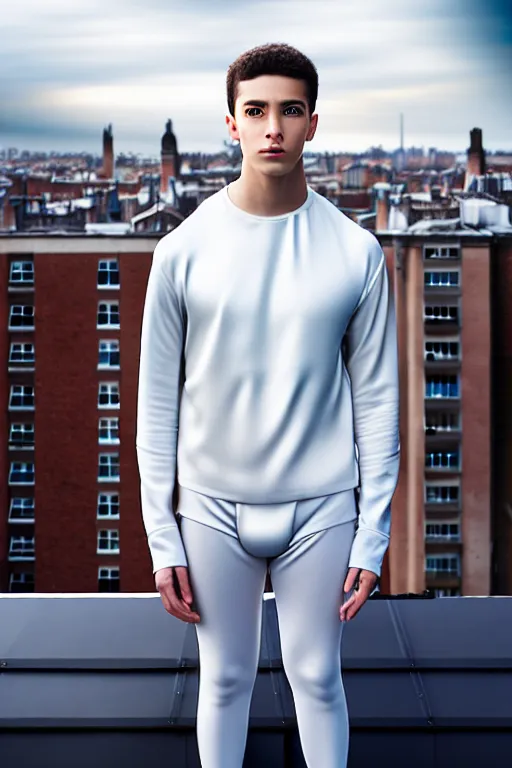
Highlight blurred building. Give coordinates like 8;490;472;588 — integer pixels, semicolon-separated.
1;125;512;598
2;218;512;598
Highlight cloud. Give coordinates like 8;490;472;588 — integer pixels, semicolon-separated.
0;0;510;154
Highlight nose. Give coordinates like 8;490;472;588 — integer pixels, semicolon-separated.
266;111;283;142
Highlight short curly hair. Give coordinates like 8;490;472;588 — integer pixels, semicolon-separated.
226;42;318;118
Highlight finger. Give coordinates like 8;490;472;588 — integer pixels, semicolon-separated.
343;567;360;594
340;588;366;620
340;588;371;622
175;567;193;605
165;590;201;623
340;597;360;622
157;578;200;623
339;594;356;620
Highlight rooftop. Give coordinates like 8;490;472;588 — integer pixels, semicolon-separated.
1;593;511;767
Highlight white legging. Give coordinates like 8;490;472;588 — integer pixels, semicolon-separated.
179;511;357;768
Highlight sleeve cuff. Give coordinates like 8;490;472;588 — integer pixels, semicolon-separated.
148;523;188;573
348;526;389;579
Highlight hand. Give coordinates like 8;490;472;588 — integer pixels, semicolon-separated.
339;567;378;623
155;566;201;624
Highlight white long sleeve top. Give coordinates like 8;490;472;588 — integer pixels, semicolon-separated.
136;184;400;577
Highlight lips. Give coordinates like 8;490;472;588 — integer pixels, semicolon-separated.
260;147;285;154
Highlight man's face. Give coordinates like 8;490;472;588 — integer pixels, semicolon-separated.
226;74;318;177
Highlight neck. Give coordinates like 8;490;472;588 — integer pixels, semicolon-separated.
229;160;308;217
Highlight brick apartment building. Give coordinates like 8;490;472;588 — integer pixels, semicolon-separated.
1;229;512;596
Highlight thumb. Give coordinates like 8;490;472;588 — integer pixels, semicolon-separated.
175;567;193;604
344;567;359;594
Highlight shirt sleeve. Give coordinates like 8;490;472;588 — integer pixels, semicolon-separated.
136;240;188;573
343;242;400;581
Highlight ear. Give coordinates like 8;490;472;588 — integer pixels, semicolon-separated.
305;113;318;143
225;113;240;142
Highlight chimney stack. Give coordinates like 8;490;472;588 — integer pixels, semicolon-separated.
465;127;486;190
102;124;114;179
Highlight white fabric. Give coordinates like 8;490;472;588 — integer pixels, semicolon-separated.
179;511;357;768
136;184;400;577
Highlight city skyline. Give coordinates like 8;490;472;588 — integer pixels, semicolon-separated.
1;0;511;155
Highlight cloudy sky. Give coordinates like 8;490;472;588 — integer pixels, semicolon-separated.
1;0;511;157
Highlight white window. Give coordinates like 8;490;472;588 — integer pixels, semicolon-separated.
425;450;460;470
9;342;35;364
9;462;35;485
97;301;120;328
424;270;460;287
426;554;460;576
98;453;120;482
425;482;460;505
9;305;35;330
97;492;120;519
97;529;120;554
98;340;120;369
433;588;461;597
9;497;35;522
9;536;35;560
98;382;120;409
98;259;120;288
9;385;35;410
99;417;119;444
425;374;459;398
424;305;459;323
425;521;460;541
98;566;120;592
9;260;34;284
9;572;35;592
425;411;460;433
424;339;460;362
423;245;460;260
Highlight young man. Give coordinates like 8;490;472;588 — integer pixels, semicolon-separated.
136;42;400;768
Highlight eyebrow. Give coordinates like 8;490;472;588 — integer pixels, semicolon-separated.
242;99;307;109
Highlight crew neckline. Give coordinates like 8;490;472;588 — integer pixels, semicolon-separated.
223;184;314;221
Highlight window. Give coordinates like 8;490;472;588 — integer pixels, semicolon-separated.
426;450;460;470
9;497;35;522
9;385;35;410
424;245;460;260
425;483;460;504
9;342;35;365
426;554;460;576
97;301;120;328
424;340;460;361
424;305;459;323
98;340;120;368
9;423;35;448
97;492;120;519
98;453;120;481
98;382;120;409
9;536;35;560
424;270;460;287
99;566;120;592
9;260;34;284
433;587;461;597
425;521;460;541
425;411;460;433
97;529;120;554
425;374;459;398
9;462;35;485
99;417;119;444
98;259;120;288
9;572;35;592
9;305;35;330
